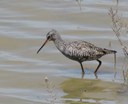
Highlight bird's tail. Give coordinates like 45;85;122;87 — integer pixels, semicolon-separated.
103;48;117;54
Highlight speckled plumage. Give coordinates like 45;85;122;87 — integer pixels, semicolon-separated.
37;29;117;74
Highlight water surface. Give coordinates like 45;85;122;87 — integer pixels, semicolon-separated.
0;0;128;104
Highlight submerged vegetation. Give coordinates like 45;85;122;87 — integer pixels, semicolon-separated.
61;78;121;104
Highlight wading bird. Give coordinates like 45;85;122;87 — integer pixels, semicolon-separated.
37;29;116;75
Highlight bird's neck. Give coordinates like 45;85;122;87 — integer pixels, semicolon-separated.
54;38;66;52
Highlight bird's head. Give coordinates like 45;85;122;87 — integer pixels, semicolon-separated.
46;29;58;41
37;29;60;54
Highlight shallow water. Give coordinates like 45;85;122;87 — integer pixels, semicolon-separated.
0;0;128;104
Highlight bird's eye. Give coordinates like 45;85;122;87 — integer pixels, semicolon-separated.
47;36;51;39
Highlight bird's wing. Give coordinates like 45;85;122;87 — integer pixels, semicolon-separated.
65;41;104;58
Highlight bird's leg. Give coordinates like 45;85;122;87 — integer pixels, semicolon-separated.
94;59;102;74
81;73;84;79
79;62;85;74
94;73;98;79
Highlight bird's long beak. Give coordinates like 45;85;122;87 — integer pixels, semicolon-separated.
37;38;49;54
